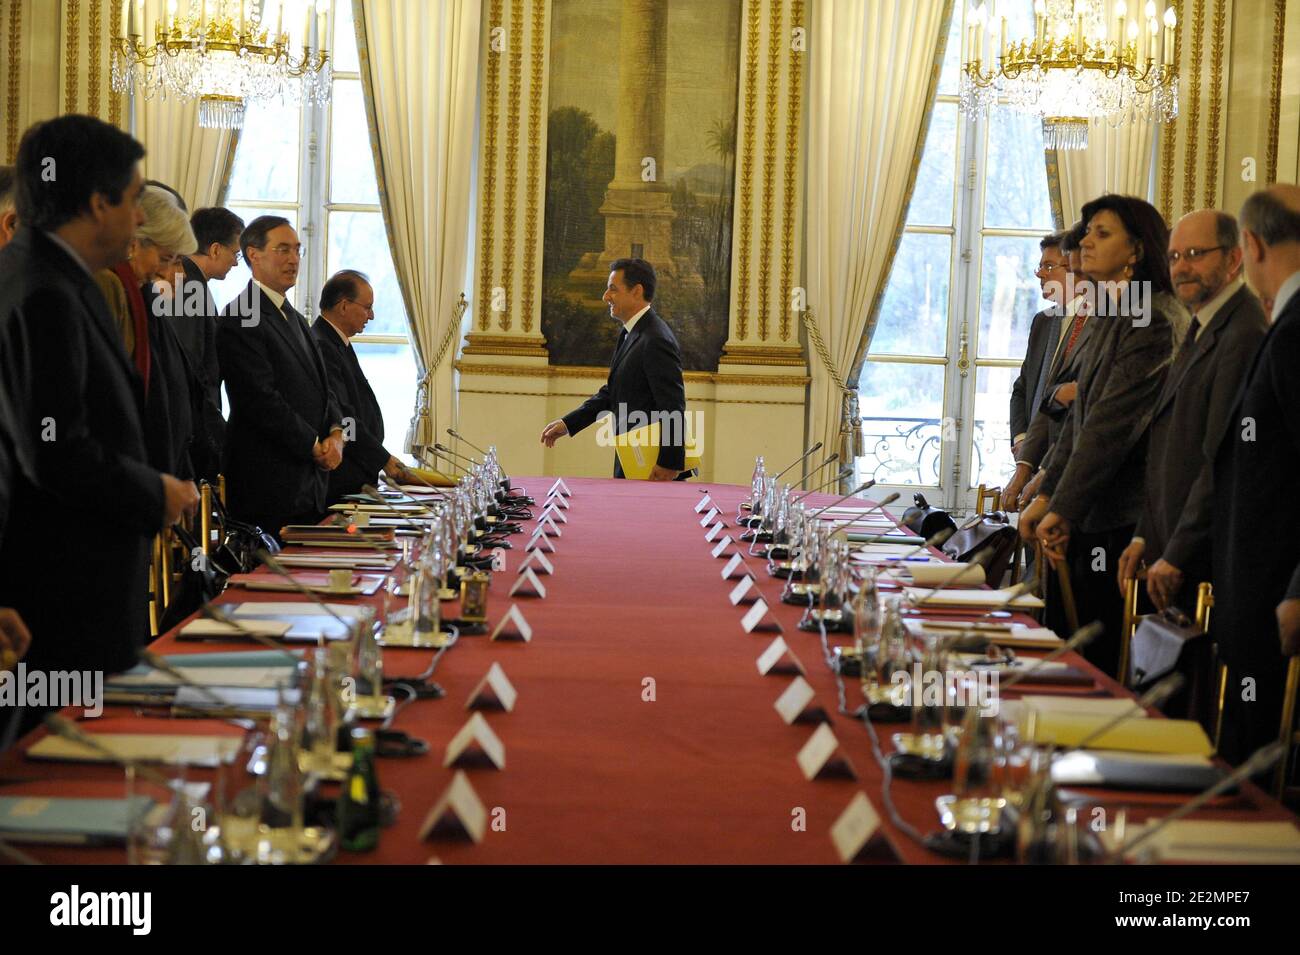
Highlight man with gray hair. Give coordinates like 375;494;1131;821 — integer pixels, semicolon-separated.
1201;185;1300;766
1116;210;1267;623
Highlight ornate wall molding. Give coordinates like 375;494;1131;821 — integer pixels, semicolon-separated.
1267;0;1287;184
721;0;806;364
468;0;549;355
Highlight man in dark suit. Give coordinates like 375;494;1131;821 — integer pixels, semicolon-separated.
0;116;198;690
218;216;344;538
1116;210;1267;614
312;270;414;502
170;206;244;482
1010;232;1067;457
1207;185;1300;764
540;258;688;480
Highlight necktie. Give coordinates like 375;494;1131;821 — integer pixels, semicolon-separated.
280;301;317;369
1171;317;1201;372
611;328;629;366
1062;306;1088;362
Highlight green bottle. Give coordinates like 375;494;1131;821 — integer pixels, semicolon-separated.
336;727;381;852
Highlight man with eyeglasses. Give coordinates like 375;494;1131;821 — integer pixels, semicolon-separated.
1010;232;1070;459
312;269;416;503
1116;209;1267;628
218;216;344;540
167;207;244;483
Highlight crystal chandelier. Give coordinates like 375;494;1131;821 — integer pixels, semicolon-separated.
958;0;1179;150
111;0;332;129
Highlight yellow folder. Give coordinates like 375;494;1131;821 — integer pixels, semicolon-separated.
612;420;702;480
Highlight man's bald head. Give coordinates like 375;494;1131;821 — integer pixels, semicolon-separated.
1169;209;1241;309
1239;186;1300;305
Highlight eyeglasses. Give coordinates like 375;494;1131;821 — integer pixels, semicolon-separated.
225;245;243;264
345;299;375;315
1034;263;1066;275
268;243;303;257
1167;246;1226;265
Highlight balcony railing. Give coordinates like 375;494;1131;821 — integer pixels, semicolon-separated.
853;415;1015;489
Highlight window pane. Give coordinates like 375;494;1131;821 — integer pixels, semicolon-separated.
983;110;1053;230
970;365;1018;490
855;361;945;487
937;7;962;97
329;80;380;205
208;206;300;312
326;210;409;335
226;98;300;203
905;102;957;228
353;342;419;460
868;232;951;357
331;0;360;74
977;234;1044;360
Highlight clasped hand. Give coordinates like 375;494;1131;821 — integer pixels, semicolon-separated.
313;432;344;470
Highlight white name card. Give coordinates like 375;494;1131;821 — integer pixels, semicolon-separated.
466;661;517;712
699;507;720;528
540;504;568;524
797;723;857;781
774;675;826;724
518;549;554;576
729;575;757;606
548;478;572;498
741;597;782;634
443;711;506;771
756;636;805;677
525;531;556;553
490;604;533;642
537;514;562;537
830;792;883;863
544;492;570;510
711;535;734;558
721;552;747;580
694;494;714;514
704;521;725;543
418;770;488;843
509;567;547;599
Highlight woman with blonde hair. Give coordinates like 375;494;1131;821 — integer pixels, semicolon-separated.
95;183;205;477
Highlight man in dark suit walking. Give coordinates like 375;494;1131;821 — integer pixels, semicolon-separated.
0;116;198;688
1207;185;1300;764
312;270;414;502
1010;232;1067;458
540;258;687;480
1117;210;1267;614
218;216;343;538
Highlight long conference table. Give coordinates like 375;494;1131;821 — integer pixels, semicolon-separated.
3;476;1297;865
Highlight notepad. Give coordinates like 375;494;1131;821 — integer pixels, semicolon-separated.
0;795;152;845
27;733;243;767
107;663;295;691
898;563;986;587
1024;712;1213;756
179;618;293;639
1114;820;1300;863
903;587;1045;610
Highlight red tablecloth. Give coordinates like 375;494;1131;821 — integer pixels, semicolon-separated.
2;477;1293;864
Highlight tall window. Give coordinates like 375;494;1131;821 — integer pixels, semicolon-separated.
855;1;1054;511
212;0;418;448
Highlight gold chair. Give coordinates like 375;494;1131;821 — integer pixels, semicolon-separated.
975;484;1002;514
147;533;164;639
1029;540;1075;629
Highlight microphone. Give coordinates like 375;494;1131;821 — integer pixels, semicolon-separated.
808;481;876;518
421;447;467;477
446;428;489;460
792;468;856;504
997;620;1103;689
823;491;901;536
801;451;841;487
43;714;175;786
254;548;370;645
137;649;264;727
1104;740;1287;864
199;603;308;665
770;442;823;484
434;442;480;469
